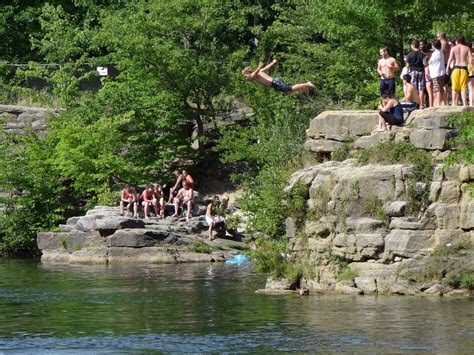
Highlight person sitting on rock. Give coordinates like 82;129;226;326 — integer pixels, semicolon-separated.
141;183;160;219
399;74;420;111
172;181;193;222
205;196;229;240
167;170;185;204
119;185;138;218
154;183;166;218
182;169;195;190
375;94;404;132
242;59;315;94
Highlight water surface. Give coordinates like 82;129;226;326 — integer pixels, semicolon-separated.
0;259;473;352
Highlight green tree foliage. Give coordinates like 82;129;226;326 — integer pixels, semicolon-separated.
0;0;473;256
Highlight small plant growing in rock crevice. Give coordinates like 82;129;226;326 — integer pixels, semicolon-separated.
332;143;352;162
356;141;433;215
362;195;388;226
336;267;359;281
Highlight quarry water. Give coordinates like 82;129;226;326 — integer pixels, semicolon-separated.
0;259;473;353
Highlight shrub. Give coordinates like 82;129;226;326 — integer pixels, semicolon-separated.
332;143;351;162
286;182;309;225
446;269;474;289
251;238;289;278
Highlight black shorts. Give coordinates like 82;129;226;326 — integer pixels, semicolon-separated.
378;110;404;126
380;78;396;96
271;78;293;93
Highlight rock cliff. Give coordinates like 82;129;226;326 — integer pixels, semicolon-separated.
267;107;473;296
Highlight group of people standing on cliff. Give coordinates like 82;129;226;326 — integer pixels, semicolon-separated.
118;170;228;240
375;33;473;132
242;33;473;133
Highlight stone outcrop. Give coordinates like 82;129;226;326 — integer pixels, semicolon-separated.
304;106;472;157
266;107;473;296
37;206;246;265
0;104;60;137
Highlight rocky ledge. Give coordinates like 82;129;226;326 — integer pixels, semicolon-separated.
37;206;247;265
264;107;473;297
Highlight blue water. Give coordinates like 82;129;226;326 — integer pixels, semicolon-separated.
0;259;473;352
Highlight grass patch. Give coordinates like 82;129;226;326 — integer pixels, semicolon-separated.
191;240;213;254
336;267;359;281
431;239;471;257
446;269;474;289
59;236;68;250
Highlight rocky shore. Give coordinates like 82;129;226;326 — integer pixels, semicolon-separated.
37;205;247;264
263;106;473;297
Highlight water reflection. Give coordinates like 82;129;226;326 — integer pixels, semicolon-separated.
0;259;473;352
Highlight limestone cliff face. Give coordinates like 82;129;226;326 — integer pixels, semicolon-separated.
271;107;473;296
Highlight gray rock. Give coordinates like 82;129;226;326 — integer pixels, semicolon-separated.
335;284;363;295
307;110;378;138
345;217;385;233
384;229;433;258
304;139;343;153
384;201;406;217
354;277;378;294
352;131;392;150
286;217;296;238
433;229;464;246
265;277;297;290
37;232;70;250
460;200;474;230
438;181;461;204
106;229;171;247
434;203;461;229
409;128;457;150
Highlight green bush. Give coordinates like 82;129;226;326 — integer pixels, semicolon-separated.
331;143;351;162
251;238;289;278
287;182;309;226
446;269;474;290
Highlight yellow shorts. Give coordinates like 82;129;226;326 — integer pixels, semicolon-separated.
451;67;468;91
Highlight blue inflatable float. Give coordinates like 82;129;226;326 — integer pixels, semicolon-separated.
225;254;250;266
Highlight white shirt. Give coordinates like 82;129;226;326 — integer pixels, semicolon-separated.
428;49;445;79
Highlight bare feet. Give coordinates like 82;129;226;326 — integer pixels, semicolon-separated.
307;82;316;90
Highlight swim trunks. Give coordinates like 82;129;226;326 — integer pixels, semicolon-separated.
432;76;443;93
380;78;395;96
271;78;293;93
408;69;425;92
399;101;419;112
451;66;468;91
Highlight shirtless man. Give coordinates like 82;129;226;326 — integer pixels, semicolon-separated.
140;184;160;219
167;170;184;203
172;181;193;222
446;35;473;106
182;169;194;190
377;46;399;96
242;59;315;94
400;74;420;110
119;185;138;218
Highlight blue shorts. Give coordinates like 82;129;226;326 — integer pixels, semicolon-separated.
271;78;292;93
380;78;395;96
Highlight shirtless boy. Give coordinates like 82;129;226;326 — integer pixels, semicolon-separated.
119;185;138;218
242;59;315;94
400;74;420;110
446;35;472;106
141;184;160;219
377;46;399;96
172;181;193;222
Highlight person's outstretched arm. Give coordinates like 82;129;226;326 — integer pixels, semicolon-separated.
250;62;264;79
260;59;277;72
